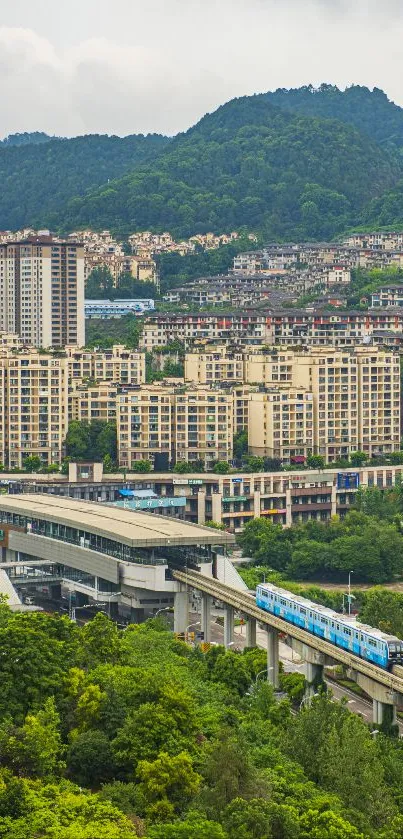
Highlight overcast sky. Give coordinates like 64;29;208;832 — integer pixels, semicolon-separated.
1;0;403;138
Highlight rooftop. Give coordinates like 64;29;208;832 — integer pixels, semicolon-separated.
0;494;234;548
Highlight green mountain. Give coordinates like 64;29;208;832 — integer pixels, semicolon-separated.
265;84;403;151
0;133;169;230
57;94;400;240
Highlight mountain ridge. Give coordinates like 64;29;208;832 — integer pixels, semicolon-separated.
1;85;403;239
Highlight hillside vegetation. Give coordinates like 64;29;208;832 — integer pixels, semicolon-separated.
2;85;403;239
0;133;169;230
1;605;403;837
266;84;403;151
59;95;399;240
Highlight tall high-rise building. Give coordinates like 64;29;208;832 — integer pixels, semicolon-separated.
0;236;84;348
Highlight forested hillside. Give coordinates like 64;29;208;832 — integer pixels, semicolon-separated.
0;133;169;230
266;84;403;151
1;605;403;838
59;96;399;240
2;85;403;238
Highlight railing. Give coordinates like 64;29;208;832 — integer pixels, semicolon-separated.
173;568;403;696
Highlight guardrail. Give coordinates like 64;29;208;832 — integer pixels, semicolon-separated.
173;569;403;695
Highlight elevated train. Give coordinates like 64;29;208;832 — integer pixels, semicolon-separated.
256;583;403;670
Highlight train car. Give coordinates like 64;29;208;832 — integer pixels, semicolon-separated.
256;582;403;670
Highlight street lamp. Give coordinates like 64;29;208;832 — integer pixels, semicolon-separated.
155;606;171;618
348;570;354;616
185;621;200;641
70;603;93;622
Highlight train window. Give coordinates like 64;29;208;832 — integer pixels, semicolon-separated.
368;638;377;647
343;627;351;636
336;624;340;630
320;617;327;624
300;607;306;615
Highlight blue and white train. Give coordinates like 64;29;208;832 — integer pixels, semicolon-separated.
256;583;403;670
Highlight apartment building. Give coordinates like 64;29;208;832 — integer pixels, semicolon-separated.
175;389;234;468
371;285;403;308
66;345;146;386
6;350;68;468
185;344;401;462
140;313;273;350
0;237;84;348
116;384;234;470
185;345;244;384
69;382;118;424
117;385;175;470
248;388;314;460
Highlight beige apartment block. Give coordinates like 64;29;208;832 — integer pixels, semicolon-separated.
0;237;84;349
66;345;145;386
117;385;175;469
175;388;234;469
290;346;401;460
6;350;68;468
248;387;314;460
185;345;244;384
69;382;118;424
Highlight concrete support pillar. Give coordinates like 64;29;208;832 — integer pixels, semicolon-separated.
246;617;257;647
267;627;280;688
201;593;212;643
372;699;397;727
174;589;188;634
305;661;324;701
224;605;234;648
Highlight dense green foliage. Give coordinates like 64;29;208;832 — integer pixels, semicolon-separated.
0;133;168;230
238;510;403;583
86;266;158;300
2;606;403;836
85;315;143;349
266;84;403;151
57;95;397;240
65;420;117;464
1;131;53;146
3;86;403;238
156;236;254;289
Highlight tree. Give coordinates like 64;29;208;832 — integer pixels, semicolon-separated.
307;455;325;469
211;652;251;696
22;455;42;472
233;430;248;460
86;266;114;299
223;797;278;839
136;751;201;816
67;730;116;787
204;521;225;530
80;613;121;668
243;456;265;473
213;461;231;474
0;611;79;721
359;589;403;638
299;809;365;839
131;460;152;473
147;815;226;839
0;697;64;778
173;461;192;474
103;454;114;473
350;451;367;467
65;420;117;463
286;692;394;827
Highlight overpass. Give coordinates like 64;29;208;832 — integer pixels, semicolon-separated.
173;568;403;726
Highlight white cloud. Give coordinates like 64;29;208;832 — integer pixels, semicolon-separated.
0;1;403;137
